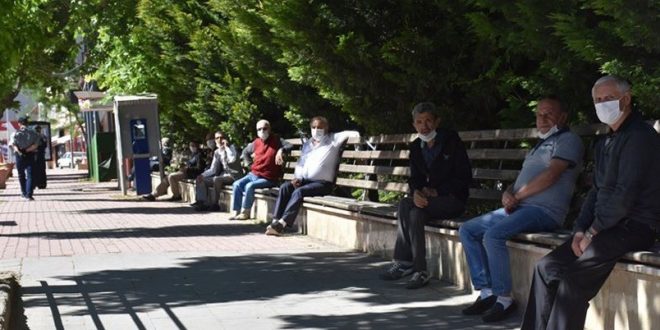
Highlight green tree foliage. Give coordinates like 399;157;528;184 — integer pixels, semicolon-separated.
3;0;659;142
0;0;82;111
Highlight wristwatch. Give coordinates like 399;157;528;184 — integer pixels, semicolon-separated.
584;228;596;241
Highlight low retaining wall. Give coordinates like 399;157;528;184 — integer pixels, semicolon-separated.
218;190;659;330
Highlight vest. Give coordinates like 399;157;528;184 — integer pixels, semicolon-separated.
251;135;282;180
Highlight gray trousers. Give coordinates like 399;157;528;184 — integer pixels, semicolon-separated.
393;195;465;272
195;175;235;205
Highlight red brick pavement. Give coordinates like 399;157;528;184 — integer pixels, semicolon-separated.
0;169;333;259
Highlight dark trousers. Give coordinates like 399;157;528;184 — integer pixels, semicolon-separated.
521;220;656;330
16;153;35;198
393;195;465;272
273;179;334;227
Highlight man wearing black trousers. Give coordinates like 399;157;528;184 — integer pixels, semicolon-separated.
266;116;359;235
521;75;660;330
379;102;472;289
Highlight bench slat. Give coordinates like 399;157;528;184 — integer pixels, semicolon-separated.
459;128;539;141
466;149;528;160
291;148;528;161
468;188;502;200
472;168;519;180
285;163;518;181
334;178;409;192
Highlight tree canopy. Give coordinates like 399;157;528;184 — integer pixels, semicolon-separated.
2;0;658;143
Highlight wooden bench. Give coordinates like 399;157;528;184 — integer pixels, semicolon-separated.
216;120;659;330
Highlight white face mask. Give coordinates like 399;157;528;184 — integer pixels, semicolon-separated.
595;99;624;125
206;140;216;149
311;128;325;141
537;125;559;139
418;130;437;142
257;131;269;140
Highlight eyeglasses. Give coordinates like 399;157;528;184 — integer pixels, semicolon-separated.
256;127;269;131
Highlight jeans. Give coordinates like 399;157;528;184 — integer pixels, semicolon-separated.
231;172;277;211
521;219;655;330
16;153;35;198
273;179;334;227
393;195;465;272
458;206;558;296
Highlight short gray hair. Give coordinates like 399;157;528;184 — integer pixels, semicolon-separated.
592;75;631;98
411;102;438;119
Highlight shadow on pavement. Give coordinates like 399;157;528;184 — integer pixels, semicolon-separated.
75;206;203;215
19;252;521;329
43;174;87;181
2;223;262;239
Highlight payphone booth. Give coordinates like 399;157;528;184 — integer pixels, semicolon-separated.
113;95;161;195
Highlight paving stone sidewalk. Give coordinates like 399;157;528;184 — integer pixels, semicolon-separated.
0;169;521;329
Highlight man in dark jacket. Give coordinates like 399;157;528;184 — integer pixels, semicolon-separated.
521;76;660;330
379;102;472;289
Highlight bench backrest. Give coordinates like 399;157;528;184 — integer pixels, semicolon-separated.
283;120;660;217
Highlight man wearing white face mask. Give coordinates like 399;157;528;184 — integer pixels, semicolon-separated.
522;76;660;330
380;102;472;289
459;96;584;323
266;116;360;235
229;119;293;220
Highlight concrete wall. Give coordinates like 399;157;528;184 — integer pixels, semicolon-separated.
219;190;659;330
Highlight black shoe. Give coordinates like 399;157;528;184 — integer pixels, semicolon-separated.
462;295;497;315
405;271;430;289
141;194;156;201
190;201;202;207
379;262;414;281
482;301;517;323
167;195;182;202
265;220;284;236
208;204;221;212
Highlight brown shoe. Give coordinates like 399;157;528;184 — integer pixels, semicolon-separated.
234;213;250;220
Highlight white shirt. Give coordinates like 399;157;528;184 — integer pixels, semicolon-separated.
201;144;239;179
294;131;360;182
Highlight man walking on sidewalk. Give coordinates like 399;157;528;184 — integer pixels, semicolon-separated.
10;116;40;200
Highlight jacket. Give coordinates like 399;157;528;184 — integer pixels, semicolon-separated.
408;128;472;203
